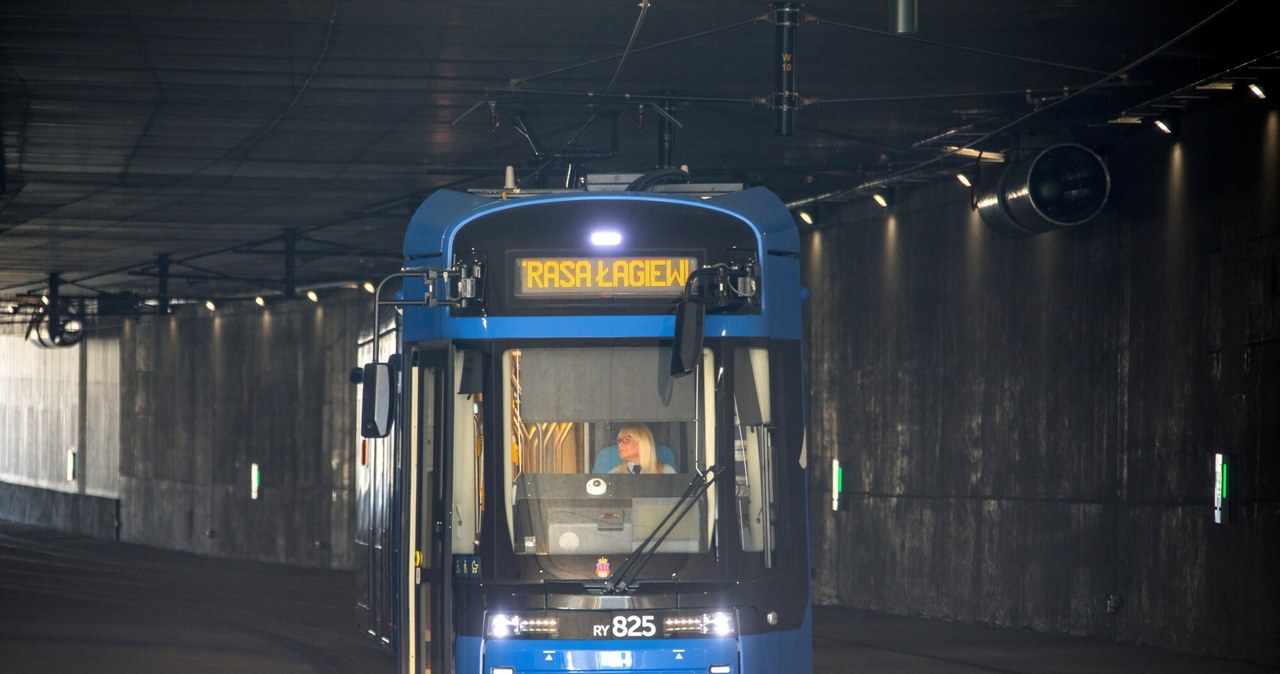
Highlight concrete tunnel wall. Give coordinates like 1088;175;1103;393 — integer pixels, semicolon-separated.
0;325;121;538
804;97;1278;665
0;92;1275;663
2;293;368;569
116;294;366;569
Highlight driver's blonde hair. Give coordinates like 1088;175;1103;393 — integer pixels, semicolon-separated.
616;423;661;474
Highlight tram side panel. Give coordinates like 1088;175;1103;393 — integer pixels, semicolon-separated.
355;332;399;651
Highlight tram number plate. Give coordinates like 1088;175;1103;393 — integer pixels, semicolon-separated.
594;615;657;639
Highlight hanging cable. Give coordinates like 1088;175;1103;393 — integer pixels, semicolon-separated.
787;0;1243;209
605;0;651;95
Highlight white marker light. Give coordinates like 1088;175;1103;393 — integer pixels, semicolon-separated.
590;230;623;246
831;458;843;511
488;614;516;638
708;612;734;636
1214;453;1230;524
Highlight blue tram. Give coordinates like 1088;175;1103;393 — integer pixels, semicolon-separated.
356;174;812;674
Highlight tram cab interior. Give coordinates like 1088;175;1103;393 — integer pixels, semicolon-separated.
504;345;714;561
495;342;782;573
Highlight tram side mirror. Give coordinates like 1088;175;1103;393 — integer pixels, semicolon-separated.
360;362;395;438
671;300;705;377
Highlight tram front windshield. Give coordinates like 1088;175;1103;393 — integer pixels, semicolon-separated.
502;346;714;558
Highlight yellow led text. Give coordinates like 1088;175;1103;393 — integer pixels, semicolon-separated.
517;257;694;296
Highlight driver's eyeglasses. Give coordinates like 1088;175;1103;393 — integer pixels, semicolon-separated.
616;435;635;445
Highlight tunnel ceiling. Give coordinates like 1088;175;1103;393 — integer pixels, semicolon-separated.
0;0;1275;308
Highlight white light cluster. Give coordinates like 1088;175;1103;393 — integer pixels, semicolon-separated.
487;613;559;639
663;611;735;636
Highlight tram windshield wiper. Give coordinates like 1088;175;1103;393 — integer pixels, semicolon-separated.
601;464;725;594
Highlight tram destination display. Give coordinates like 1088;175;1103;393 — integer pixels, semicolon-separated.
514;255;698;299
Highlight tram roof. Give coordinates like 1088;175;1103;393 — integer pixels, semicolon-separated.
402;186;800;266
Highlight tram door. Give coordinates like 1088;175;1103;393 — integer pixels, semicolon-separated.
408;347;466;674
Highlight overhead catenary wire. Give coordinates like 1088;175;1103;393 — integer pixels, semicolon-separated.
786;0;1244;209
514;0;650;189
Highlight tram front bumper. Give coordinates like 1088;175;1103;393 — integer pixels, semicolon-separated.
482;636;738;673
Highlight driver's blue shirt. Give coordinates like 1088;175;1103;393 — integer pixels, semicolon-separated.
592;445;676;473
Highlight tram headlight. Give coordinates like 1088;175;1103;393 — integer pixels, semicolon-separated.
488;614;517;639
662;611;736;637
486;612;559;639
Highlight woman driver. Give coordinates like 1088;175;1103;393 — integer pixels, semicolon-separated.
609;423;675;474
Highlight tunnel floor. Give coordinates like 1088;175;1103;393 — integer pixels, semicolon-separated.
1;519;1273;673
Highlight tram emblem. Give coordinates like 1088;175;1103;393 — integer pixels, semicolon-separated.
596;557;611;578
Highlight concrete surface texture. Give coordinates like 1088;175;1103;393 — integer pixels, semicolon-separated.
115;296;365;569
0;329;121;502
3;520;1275;674
804;98;1279;664
0;520;391;673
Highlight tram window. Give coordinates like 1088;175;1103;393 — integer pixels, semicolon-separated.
734;348;775;559
452;351;484;554
501;347;715;556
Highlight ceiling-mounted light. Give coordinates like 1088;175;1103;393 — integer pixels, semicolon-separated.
872;189;895;208
955;172;973;188
1248;83;1266;99
798;211;814;225
1153;109;1181;137
943;147;1005;162
305;290;319;302
1196;80;1235;92
41;294;50;306
892;0;917;34
254;296;266;307
362;281;376;294
204;300;217;311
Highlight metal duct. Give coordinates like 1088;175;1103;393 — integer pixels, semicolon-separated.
976;143;1111;237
